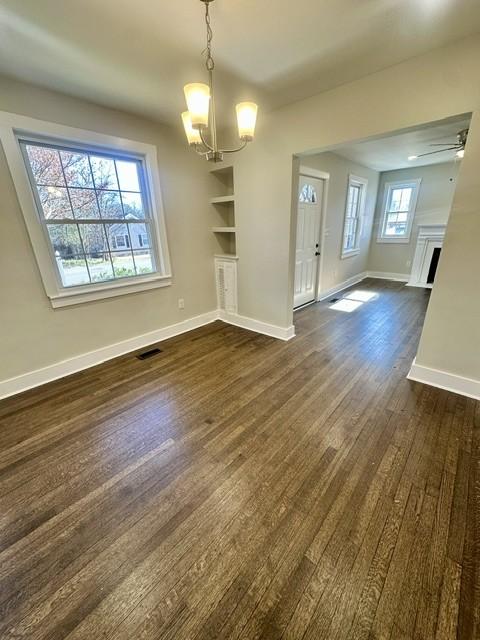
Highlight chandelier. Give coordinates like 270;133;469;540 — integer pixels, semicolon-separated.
181;0;258;162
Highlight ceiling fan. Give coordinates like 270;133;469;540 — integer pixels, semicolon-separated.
408;128;468;160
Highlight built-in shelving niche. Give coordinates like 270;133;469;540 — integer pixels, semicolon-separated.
210;164;238;313
210;165;234;197
210;165;237;258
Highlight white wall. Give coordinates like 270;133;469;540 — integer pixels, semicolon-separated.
228;33;480;382
0;76;216;383
300;152;379;294
368;162;460;276
415;114;480;380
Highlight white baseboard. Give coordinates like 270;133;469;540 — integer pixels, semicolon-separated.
0;310;218;400
366;271;410;282
318;271;410;302
318;272;368;301
218;310;296;341
407;358;480;401
406;281;433;289
0;309;295;400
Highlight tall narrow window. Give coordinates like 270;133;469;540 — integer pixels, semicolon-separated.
342;175;368;258
378;179;421;242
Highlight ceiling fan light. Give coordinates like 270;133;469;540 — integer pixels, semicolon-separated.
181;111;202;145
236;102;258;141
456;149;465;158
183;83;210;129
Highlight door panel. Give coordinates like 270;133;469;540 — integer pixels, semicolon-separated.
294;176;323;308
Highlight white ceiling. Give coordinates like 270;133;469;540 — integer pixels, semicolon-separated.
323;115;472;171
0;1;479;126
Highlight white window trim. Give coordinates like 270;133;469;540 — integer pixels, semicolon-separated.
341;174;368;259
377;178;421;244
0;111;172;307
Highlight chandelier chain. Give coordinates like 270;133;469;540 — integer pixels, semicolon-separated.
203;2;215;71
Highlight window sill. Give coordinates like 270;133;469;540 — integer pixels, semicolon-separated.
49;274;172;308
376;237;411;244
341;249;360;259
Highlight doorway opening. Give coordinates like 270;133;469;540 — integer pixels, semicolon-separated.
291;113;471;310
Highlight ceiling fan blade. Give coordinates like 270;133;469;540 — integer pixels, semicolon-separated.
428;143;461;147
416;146;461;158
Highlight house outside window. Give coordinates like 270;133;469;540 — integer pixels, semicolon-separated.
341;175;368;258
138;233;149;247
377;179;421;243
112;234;130;250
0;111;171;307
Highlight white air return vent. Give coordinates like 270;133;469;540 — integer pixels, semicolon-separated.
215;257;237;314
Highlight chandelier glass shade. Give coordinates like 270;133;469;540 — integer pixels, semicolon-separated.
181;0;258;162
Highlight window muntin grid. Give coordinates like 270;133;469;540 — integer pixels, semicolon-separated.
384;186;413;236
20;140;157;288
343;183;361;252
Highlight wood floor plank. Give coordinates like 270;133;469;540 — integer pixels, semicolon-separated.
435;557;462;640
456;400;480;640
0;279;478;640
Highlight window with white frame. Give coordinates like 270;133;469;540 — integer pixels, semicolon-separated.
20;140;157;287
0;112;171;307
342;175;367;258
378;179;421;242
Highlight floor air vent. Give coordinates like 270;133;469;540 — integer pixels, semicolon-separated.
136;348;162;360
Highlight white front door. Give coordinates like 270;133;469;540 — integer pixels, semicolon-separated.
294;176;323;308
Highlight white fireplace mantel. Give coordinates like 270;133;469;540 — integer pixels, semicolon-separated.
407;224;446;288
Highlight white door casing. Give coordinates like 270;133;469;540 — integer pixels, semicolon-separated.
294;176;323;308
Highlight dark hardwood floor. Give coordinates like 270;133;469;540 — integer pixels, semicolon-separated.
0;279;478;639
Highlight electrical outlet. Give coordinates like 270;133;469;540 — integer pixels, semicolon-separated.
178;298;185;309
406;260;411;268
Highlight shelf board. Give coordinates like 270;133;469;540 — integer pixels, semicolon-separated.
210;165;233;176
214;253;239;260
210;195;235;204
212;227;236;233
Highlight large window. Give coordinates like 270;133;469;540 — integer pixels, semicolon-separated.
378;179;421;243
0;112;171;307
20;141;156;288
342;175;368;258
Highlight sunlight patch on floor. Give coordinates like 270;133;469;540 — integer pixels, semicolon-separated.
329;299;363;313
329;289;379;312
345;290;378;302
